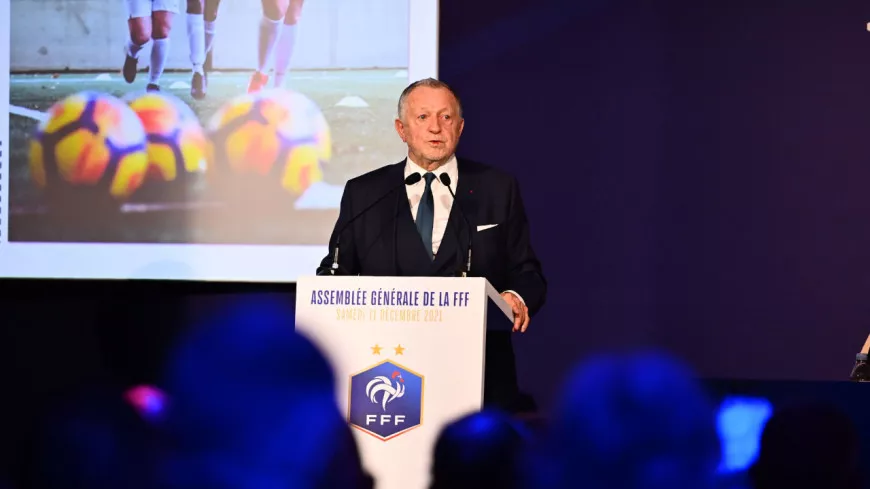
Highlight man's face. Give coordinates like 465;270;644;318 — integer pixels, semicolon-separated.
395;86;464;169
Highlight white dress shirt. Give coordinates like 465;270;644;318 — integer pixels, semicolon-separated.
404;155;458;255
404;155;527;308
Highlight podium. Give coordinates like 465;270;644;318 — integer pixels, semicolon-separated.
295;275;513;489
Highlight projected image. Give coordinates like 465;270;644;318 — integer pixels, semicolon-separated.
7;0;411;245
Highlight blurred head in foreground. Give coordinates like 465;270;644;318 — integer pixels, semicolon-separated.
429;409;529;489
533;350;720;489
749;403;860;489
160;295;371;489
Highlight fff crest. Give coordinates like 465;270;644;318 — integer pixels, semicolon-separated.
348;359;424;440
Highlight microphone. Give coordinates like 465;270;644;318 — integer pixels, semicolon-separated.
439;172;473;277
324;172;422;275
850;334;870;382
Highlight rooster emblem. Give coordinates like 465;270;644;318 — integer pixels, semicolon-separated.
365;370;406;411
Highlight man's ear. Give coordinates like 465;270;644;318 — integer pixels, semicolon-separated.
395;118;406;142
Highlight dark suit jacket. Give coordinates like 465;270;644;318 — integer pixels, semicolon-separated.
317;158;547;410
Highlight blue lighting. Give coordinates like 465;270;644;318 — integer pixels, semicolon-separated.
716;396;773;473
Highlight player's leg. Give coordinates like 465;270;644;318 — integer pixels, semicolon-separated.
273;0;303;88
204;0;221;55
124;0;154;84
186;0;207;99
248;0;290;93
148;1;177;91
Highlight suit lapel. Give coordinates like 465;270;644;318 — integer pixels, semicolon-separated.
375;160;407;227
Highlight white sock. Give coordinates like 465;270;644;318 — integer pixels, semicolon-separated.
257;16;282;74
205;20;217;55
149;37;170;84
273;24;297;87
187;13;206;74
126;39;146;59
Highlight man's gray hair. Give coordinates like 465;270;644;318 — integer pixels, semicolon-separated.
397;77;464;120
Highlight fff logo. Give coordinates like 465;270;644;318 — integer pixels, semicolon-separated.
348;360;424;440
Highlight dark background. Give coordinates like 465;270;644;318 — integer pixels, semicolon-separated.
4;0;870;478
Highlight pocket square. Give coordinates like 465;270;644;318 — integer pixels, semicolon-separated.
477;224;498;232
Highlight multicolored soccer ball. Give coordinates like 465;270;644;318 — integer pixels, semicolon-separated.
29;91;149;200
205;88;330;200
126;91;208;184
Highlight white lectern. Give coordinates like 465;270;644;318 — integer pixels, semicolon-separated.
295;275;512;489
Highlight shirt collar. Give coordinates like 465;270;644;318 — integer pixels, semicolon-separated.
404;154;458;184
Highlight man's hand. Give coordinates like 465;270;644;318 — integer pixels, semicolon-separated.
501;291;529;333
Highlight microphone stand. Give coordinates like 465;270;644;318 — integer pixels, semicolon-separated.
329;240;340;275
439;172;473;278
325;173;423;276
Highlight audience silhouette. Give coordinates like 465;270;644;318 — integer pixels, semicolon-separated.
749;403;861;489
158;296;371;489
529;350;722;489
429;409;529;489
17;306;866;489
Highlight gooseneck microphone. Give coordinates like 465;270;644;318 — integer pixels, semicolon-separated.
439;172;473;277
324;172;422;275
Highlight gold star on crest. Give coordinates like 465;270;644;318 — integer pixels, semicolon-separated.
394;344;405;355
371;344;383;355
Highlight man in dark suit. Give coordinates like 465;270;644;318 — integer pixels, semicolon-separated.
317;78;546;410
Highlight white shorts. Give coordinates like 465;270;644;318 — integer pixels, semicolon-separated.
127;0;180;18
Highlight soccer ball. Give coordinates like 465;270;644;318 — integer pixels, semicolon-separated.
205;88;330;201
126;91;208;185
29;91;149;200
